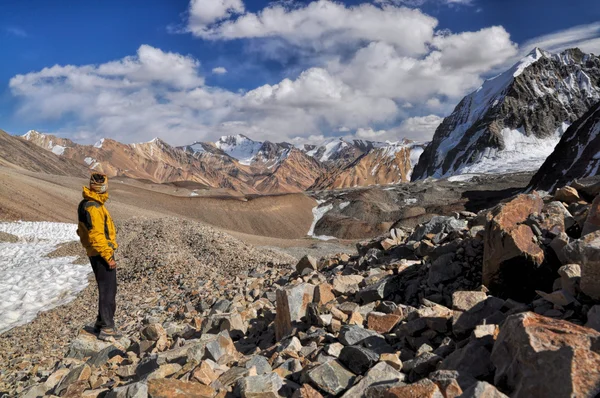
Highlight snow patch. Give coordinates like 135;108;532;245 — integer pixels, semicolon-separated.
447;174;479;182
84;157;95;166
94;138;105;149
308;203;333;236
339;201;350;210
215;135;263;165
51;145;66;156
0;222;90;333
404;198;418;205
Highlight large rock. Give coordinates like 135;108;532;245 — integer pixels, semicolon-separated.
339;345;379;375
564;230;600;299
66;329;129;359
203;330;238;364
483;194;547;300
307;360;356;396
54;364;92;396
276;283;315;323
237;372;283;398
333;275;364;295
554;186;581;204
147;378;215;397
342;362;405;397
338;325;380;346
582;195;600;236
357;275;401;304
491;312;600;398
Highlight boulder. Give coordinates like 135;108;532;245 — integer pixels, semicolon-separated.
245;356;272;376
440;340;494;379
458;381;508;398
554;186;581;204
275;289;293;340
339;345;379;375
582;195;600;236
203;330;238;364
192;361;219;385
237;373;283;398
558;264;581;295
483;193;547;300
307;360;356;396
147;378;215;397
428;255;463;285
86;345;125;368
491;312;600;398
342;362;405;397
564;231;600;299
297;255;319;275
540;201;577;233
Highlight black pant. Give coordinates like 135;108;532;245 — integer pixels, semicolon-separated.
90;256;117;329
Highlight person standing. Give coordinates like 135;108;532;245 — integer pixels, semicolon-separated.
77;172;122;340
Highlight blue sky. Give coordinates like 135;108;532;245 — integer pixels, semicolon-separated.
1;0;599;145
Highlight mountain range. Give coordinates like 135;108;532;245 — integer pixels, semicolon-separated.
8;47;600;194
19;131;424;194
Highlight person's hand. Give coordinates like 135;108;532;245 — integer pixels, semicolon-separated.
108;258;117;269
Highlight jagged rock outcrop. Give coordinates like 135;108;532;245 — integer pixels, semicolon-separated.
528;100;600;191
413;48;600;180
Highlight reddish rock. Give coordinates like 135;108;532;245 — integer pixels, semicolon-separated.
367;312;402;333
582;195;600;236
483;194;546;299
491;312;600;398
147;378;216;398
434;378;463;398
275;289;293;340
384;379;444;398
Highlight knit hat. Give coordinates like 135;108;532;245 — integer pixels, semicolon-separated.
90;172;108;194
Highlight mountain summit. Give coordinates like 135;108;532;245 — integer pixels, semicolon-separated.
412;48;600;180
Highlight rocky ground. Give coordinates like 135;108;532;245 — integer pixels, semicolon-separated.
3;180;600;398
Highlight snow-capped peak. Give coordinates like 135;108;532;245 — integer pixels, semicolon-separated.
215;134;263;165
22;130;44;140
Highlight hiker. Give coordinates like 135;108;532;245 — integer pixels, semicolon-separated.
77;172;121;340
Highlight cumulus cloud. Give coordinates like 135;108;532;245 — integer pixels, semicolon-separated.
212;66;228;74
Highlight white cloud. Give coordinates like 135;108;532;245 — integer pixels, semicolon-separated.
187;0;245;32
212;66;228;74
520;22;600;56
188;0;438;57
391;115;444;141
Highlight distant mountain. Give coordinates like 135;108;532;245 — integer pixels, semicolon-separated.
412;48;600;180
0;130;87;176
310;140;426;190
528;100;600;191
21;131;425;193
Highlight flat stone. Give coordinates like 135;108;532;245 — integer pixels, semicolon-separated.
341;362;405;397
452;292;505;336
146;363;182;380
459;381;508;398
491;312;600;398
339;345;379;375
554;186;581;204
333;275;364;295
380;353;403;371
383;378;444;398
307;360;356;396
147;378;215;397
237;372;283;398
297;255;318;274
86;345;124;368
66;329;129;359
338;325;380;346
192;361;219;385
367;312;402;334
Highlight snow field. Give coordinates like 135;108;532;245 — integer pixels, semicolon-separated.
0;222;91;333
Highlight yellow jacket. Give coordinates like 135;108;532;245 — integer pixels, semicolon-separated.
77;186;118;262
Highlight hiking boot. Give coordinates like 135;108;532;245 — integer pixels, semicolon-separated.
92;321;102;333
98;328;123;341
